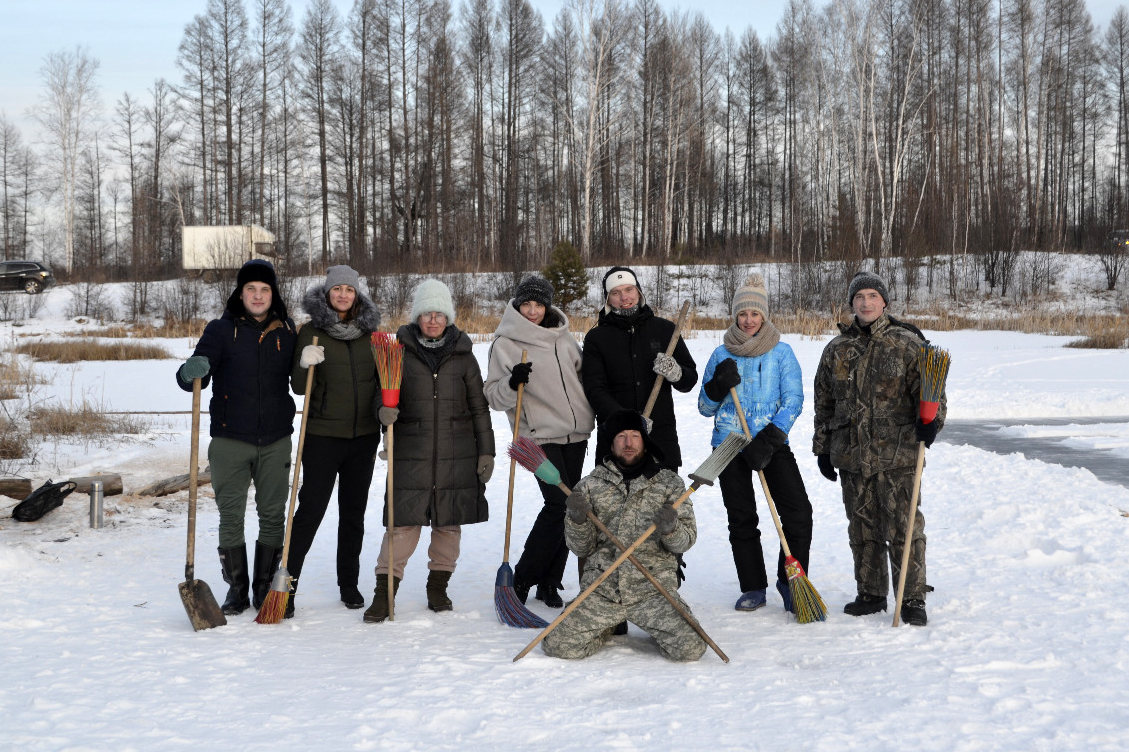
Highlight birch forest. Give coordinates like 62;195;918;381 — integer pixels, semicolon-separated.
4;0;1129;300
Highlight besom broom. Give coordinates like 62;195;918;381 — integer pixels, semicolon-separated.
372;331;405;621
255;337;319;624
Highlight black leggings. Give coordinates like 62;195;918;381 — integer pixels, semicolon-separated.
514;440;588;590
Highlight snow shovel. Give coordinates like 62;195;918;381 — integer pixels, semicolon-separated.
513;430;749;662
495;351;549;628
179;377;227;631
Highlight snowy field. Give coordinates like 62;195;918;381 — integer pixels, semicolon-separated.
2;288;1129;751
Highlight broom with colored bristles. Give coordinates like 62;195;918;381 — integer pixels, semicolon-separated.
730;388;827;624
256;336;319;624
372;331;405;621
494;352;550;629
507;436;729;661
892;344;951;627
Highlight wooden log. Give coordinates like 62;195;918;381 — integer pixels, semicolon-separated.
0;478;33;500
137;471;212;498
67;474;124;496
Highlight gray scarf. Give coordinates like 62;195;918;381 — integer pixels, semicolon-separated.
723;319;781;359
326;320;364;341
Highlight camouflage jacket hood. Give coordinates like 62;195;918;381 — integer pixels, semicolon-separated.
812;312;947;476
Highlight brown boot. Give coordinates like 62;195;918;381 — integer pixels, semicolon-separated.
426;570;453;612
362;575;400;623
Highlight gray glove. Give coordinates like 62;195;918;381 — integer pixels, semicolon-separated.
654;505;678;536
378;406;399;426
652;353;682;383
179;355;210;381
477;455;494;483
300;344;325;368
566;489;591;524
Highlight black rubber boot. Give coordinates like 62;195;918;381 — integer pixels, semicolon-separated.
251;541;283;610
218;545;250;616
843;593;887;616
426;570;453;612
363;575;401;623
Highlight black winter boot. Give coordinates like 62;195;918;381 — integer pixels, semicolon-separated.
251;541;283;610
340;584;365;609
218;545;250;616
426;570;453;612
535;584;563;608
901;600;928;626
363;575;401;623
285;579;298;619
843;593;887;616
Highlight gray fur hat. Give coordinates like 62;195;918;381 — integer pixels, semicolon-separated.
847;270;889;306
410;279;456;323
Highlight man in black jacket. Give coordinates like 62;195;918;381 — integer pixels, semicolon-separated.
174;259;297;616
581;266;697;471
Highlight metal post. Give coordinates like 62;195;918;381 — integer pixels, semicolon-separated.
89;480;104;529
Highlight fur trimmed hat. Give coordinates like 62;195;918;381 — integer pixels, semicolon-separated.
847;270;889;306
325;264;361;290
732;273;769;320
410;278;456;324
228;259;287;320
601;408;666;464
513;275;554;309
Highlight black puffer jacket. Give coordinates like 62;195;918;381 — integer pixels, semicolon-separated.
176;310;297;446
291;285;382;439
383;324;494;527
581;305;697;468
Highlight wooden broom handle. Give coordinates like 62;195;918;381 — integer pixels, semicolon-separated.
756;470;794;559
279;336;317;570
502;350;529;563
642;300;691;418
892;442;927;627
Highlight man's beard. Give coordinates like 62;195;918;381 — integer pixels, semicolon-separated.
614;450;645;468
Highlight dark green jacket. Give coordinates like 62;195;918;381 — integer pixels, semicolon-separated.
384;324;494;527
291;285;382;439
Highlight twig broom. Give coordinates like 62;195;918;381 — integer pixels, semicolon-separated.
372;332;405;621
256;336;318;624
892;344;951;627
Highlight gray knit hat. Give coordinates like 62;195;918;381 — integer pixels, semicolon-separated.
410;278;456;323
513;275;554;309
847;270;889;306
732;273;769;320
325;264;360;290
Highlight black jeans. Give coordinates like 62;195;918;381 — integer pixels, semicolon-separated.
514;440;588;590
287;432;381;589
717;444;813;592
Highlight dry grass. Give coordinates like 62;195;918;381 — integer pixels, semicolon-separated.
29;402;149;437
0;415;30;459
0;354;46;401
77;320;208;339
14;340;173;363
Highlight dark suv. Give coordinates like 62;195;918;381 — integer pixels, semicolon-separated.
0;260;55;294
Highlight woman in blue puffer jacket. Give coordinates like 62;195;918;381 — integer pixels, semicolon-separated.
698;274;813;613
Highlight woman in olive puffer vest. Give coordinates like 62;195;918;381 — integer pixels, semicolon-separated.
285;265;382;618
363;279;495;623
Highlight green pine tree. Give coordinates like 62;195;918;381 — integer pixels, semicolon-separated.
542;241;588;311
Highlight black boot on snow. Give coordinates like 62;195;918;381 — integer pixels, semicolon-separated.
251;541;283;609
535;584;564;608
285;578;298;619
901;600;928;626
426;570;453;612
218;545;251;616
363;576;401;623
843;593;887;616
340;584;365;609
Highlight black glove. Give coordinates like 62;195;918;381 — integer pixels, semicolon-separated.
703;358;741;402
508;362;533;391
653;505;678;536
915;418;939;448
743;423;787;471
817;454;837;482
566;489;591;524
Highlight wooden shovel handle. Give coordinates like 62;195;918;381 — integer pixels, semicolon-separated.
642;300;691;419
502;350;529;564
185;378;202;581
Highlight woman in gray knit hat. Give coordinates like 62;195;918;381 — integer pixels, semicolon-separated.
696;274;813;613
484;275;595;608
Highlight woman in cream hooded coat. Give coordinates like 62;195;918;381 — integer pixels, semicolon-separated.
485;276;594;608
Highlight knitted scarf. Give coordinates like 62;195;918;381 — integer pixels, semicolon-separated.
723;319;781;359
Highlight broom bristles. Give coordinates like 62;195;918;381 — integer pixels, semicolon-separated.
507;436;548;473
785;557;827;624
919;345;952;404
371;332;405;390
254;588;289;624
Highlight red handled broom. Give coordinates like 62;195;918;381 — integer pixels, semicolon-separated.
372;331;405;621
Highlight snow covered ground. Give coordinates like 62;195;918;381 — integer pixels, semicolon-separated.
2;288;1129;751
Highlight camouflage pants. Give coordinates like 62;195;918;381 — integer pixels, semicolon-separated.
839;468;926;601
541;589;707;662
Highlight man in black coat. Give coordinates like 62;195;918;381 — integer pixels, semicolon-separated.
581;266;697;471
174;259;297;616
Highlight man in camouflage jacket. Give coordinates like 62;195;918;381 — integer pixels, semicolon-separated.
542;410;707;661
813;271;946;626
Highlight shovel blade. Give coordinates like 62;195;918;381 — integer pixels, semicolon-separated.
179;579;228;631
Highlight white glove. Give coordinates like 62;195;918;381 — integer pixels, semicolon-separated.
300;344;325;368
652;353;682;383
644;416;654;434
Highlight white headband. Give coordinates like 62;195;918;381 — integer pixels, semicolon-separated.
605;270;639;294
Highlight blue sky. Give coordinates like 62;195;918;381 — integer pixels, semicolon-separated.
1;0;1124;142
